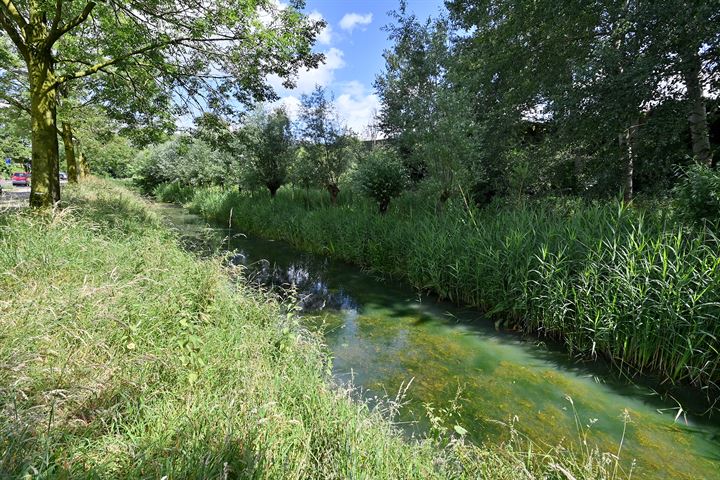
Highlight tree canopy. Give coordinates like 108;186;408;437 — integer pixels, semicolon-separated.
374;0;719;204
0;0;324;206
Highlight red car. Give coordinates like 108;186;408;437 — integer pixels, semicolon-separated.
11;172;31;186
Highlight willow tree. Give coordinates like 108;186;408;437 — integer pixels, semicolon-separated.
297;86;357;204
234;107;294;197
0;0;323;207
375;9;479;206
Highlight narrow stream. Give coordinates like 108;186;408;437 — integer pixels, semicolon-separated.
159;204;720;479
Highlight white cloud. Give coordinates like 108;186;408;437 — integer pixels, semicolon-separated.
334;81;381;136
269;47;346;95
339;13;373;32
308;11;333;45
271;81;380;139
272;95;302;119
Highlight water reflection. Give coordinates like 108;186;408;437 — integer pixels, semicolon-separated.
229;250;358;312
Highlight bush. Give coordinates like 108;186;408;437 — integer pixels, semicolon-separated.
135;137;228;192
672;164;720;226
354;148;407;213
80;133;137;178
154;181;196;204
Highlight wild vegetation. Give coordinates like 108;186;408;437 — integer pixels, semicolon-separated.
156;183;720;394
0;180;630;479
133;1;720;391
2;0;719;477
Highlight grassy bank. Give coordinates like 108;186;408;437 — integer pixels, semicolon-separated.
0;179;626;478
158;183;720;392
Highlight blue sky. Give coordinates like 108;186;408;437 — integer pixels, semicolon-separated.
269;0;446;135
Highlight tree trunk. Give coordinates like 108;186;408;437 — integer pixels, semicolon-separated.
77;146;89;178
684;52;713;167
267;181;281;198
61;122;79;183
81;153;89;177
28;54;61;207
573;154;585;195
379;198;390;215
327;183;339;204
619;120;638;203
435;188;451;213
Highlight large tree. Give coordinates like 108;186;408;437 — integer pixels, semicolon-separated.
297;86;357;204
375;7;480;205
374;5;448;184
0;0;323;207
0;35;174;183
445;0;719;200
241;106;294;197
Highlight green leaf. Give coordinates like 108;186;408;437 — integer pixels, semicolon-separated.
453;425;467;436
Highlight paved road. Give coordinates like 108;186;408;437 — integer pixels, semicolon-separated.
0;179;68;210
0;181;31;210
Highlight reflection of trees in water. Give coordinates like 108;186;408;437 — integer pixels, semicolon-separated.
229;251;357;312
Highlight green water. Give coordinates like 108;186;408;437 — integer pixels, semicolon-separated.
160;205;720;479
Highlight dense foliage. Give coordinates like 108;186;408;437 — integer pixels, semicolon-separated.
134;87;369;202
375;1;719;204
354;148;408;213
239;107;295;197
673;165;720;226
136;137;228;191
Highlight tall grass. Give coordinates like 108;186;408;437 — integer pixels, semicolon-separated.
0;179;627;478
174;186;720;391
154;180;196;204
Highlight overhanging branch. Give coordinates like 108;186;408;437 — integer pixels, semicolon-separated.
47;2;97;47
0;0;27;29
0;9;28;60
53;35;240;89
0;91;30;114
53;38;183;88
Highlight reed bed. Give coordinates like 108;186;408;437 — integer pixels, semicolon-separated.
174;185;720;390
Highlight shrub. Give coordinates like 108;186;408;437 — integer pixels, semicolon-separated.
135;137;227;192
672;164;720;226
154;181;196;204
354;148;407;214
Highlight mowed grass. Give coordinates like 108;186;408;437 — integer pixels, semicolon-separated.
0;179;626;479
165;184;720;392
